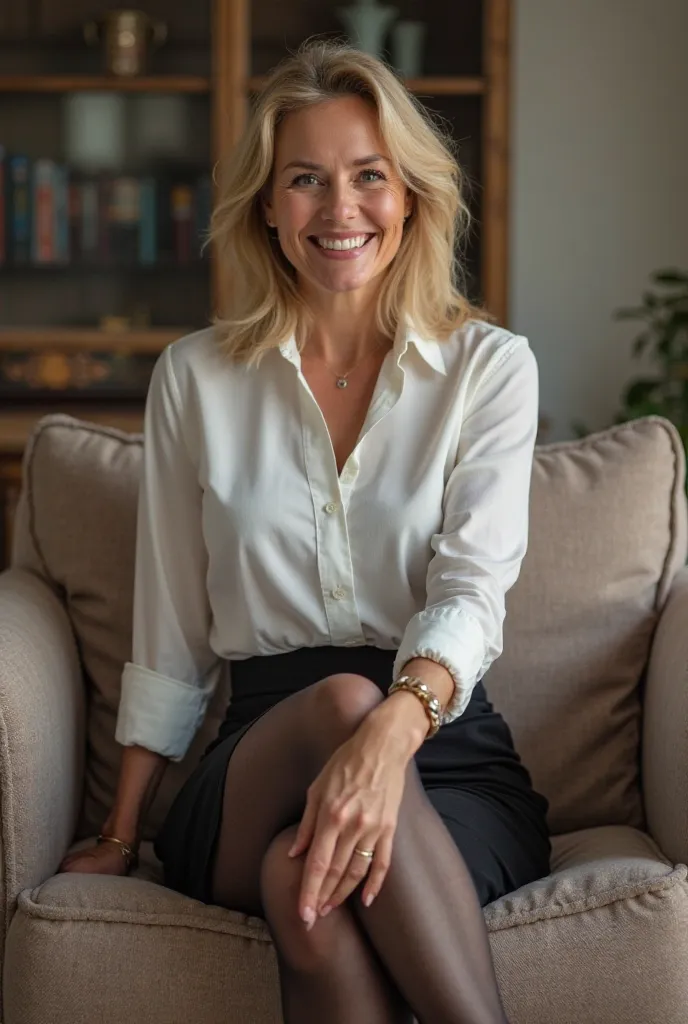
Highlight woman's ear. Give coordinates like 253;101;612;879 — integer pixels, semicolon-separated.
262;190;275;229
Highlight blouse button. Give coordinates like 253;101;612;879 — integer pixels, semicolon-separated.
324;502;340;515
331;586;346;600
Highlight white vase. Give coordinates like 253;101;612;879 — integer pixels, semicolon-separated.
391;20;426;78
63;92;125;172
337;0;398;58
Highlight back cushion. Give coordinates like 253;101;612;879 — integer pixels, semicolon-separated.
11;414;687;840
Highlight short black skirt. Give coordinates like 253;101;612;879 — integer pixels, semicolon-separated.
154;646;551;908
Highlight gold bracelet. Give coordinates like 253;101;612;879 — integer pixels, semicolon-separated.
387;676;443;738
97;834;139;873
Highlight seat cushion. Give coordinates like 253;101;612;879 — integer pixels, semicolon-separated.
4;827;687;1024
10;413;687;839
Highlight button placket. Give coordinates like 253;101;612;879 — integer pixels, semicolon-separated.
297;381;362;645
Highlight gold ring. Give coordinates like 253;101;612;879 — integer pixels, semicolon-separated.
353;847;375;859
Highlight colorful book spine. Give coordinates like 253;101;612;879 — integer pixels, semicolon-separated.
0;146;6;266
80;180;99;259
32;158;56;263
54;163;70;264
139;176;157;264
171;183;193;264
9;155;31;264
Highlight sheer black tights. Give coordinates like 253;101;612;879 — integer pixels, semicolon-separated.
210;674;509;1024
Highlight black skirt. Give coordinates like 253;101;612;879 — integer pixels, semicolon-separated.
154;646;551;908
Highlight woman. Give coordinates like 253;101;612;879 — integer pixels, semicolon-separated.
60;40;550;1024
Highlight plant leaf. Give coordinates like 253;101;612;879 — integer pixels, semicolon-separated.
632;332;651;356
623;378;660;406
652;269;688;286
614;306;649;320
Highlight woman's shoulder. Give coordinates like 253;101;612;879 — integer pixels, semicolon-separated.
439;317;533;383
450;318;530;363
158;325;255;403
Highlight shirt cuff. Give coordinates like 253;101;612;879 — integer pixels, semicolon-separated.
115;662;216;762
392;608;489;724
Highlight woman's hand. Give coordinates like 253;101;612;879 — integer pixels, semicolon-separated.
287;721;409;929
59;841;130;876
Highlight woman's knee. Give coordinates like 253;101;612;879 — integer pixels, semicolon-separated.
260;827;350;973
311;673;385;741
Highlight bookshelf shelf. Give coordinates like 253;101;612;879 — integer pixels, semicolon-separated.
0;75;210;94
1;261;209;273
246;75;485;96
0;327;187;353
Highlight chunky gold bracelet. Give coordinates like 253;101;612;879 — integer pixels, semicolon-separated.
387;675;443;738
97;834;139;873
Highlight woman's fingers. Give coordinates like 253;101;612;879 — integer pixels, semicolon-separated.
298;811;340;929
317;837;377;914
360;829;393;908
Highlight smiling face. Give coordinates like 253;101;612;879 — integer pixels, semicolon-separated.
263;95;412;300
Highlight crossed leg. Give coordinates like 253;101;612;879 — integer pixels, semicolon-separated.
210;673;509;1024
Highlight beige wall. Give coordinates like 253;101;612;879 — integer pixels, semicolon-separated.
510;0;688;441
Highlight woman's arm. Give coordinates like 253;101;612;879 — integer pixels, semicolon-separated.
101;745;170;847
389;337;540;729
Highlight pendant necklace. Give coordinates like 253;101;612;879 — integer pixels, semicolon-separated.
320;340;384;390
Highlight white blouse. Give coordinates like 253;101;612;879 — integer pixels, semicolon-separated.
114;317;539;762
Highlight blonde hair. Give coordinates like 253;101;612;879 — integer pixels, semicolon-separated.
209;38;493;363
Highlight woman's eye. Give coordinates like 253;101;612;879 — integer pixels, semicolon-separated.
292;173;321;187
360;168;385;183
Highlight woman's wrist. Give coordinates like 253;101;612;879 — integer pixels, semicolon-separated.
101;812;140;849
364;689;431;759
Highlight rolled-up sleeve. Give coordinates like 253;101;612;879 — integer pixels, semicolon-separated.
393;338;539;724
115;344;221;761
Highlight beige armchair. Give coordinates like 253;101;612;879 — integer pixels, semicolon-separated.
1;412;687;1024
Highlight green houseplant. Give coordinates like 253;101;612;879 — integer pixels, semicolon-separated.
573;268;688;455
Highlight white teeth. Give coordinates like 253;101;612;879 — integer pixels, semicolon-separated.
316;235;370;251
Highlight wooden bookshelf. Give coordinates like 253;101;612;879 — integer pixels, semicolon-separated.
0;0;514;568
0;74;210;93
0;328;189;353
247;75;486;96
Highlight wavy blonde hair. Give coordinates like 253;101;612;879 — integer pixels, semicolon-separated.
209;38;492;363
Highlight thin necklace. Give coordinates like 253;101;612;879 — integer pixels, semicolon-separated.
318;338;386;390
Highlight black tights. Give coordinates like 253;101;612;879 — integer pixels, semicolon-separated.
210;673;509;1024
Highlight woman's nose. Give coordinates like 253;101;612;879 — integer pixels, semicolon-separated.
321;180;359;223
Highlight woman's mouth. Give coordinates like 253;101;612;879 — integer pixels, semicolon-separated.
308;234;376;259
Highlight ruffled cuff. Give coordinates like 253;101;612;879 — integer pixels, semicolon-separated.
392;608;488;724
115;661;216;762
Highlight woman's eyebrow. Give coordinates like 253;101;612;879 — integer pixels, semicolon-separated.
280;154;388;172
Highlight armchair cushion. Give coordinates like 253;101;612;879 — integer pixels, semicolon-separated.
5;826;687;1024
10;413;687;841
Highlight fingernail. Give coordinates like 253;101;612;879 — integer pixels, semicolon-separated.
320;904;332;917
363;892;374;907
302;907;315;929
288;845;297;857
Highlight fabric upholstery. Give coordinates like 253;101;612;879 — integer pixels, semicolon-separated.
10;413;687;840
643;563;688;865
4;826;687;1024
486;416;687;833
0;568;85;972
11;416;231;843
2;411;688;1023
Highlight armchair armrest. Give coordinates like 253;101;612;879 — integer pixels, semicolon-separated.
643;564;688;864
0;567;85;953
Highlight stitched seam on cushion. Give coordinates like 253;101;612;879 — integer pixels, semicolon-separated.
16;891;274;943
655;418;683;612
0;666;17;1020
486;863;687;933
